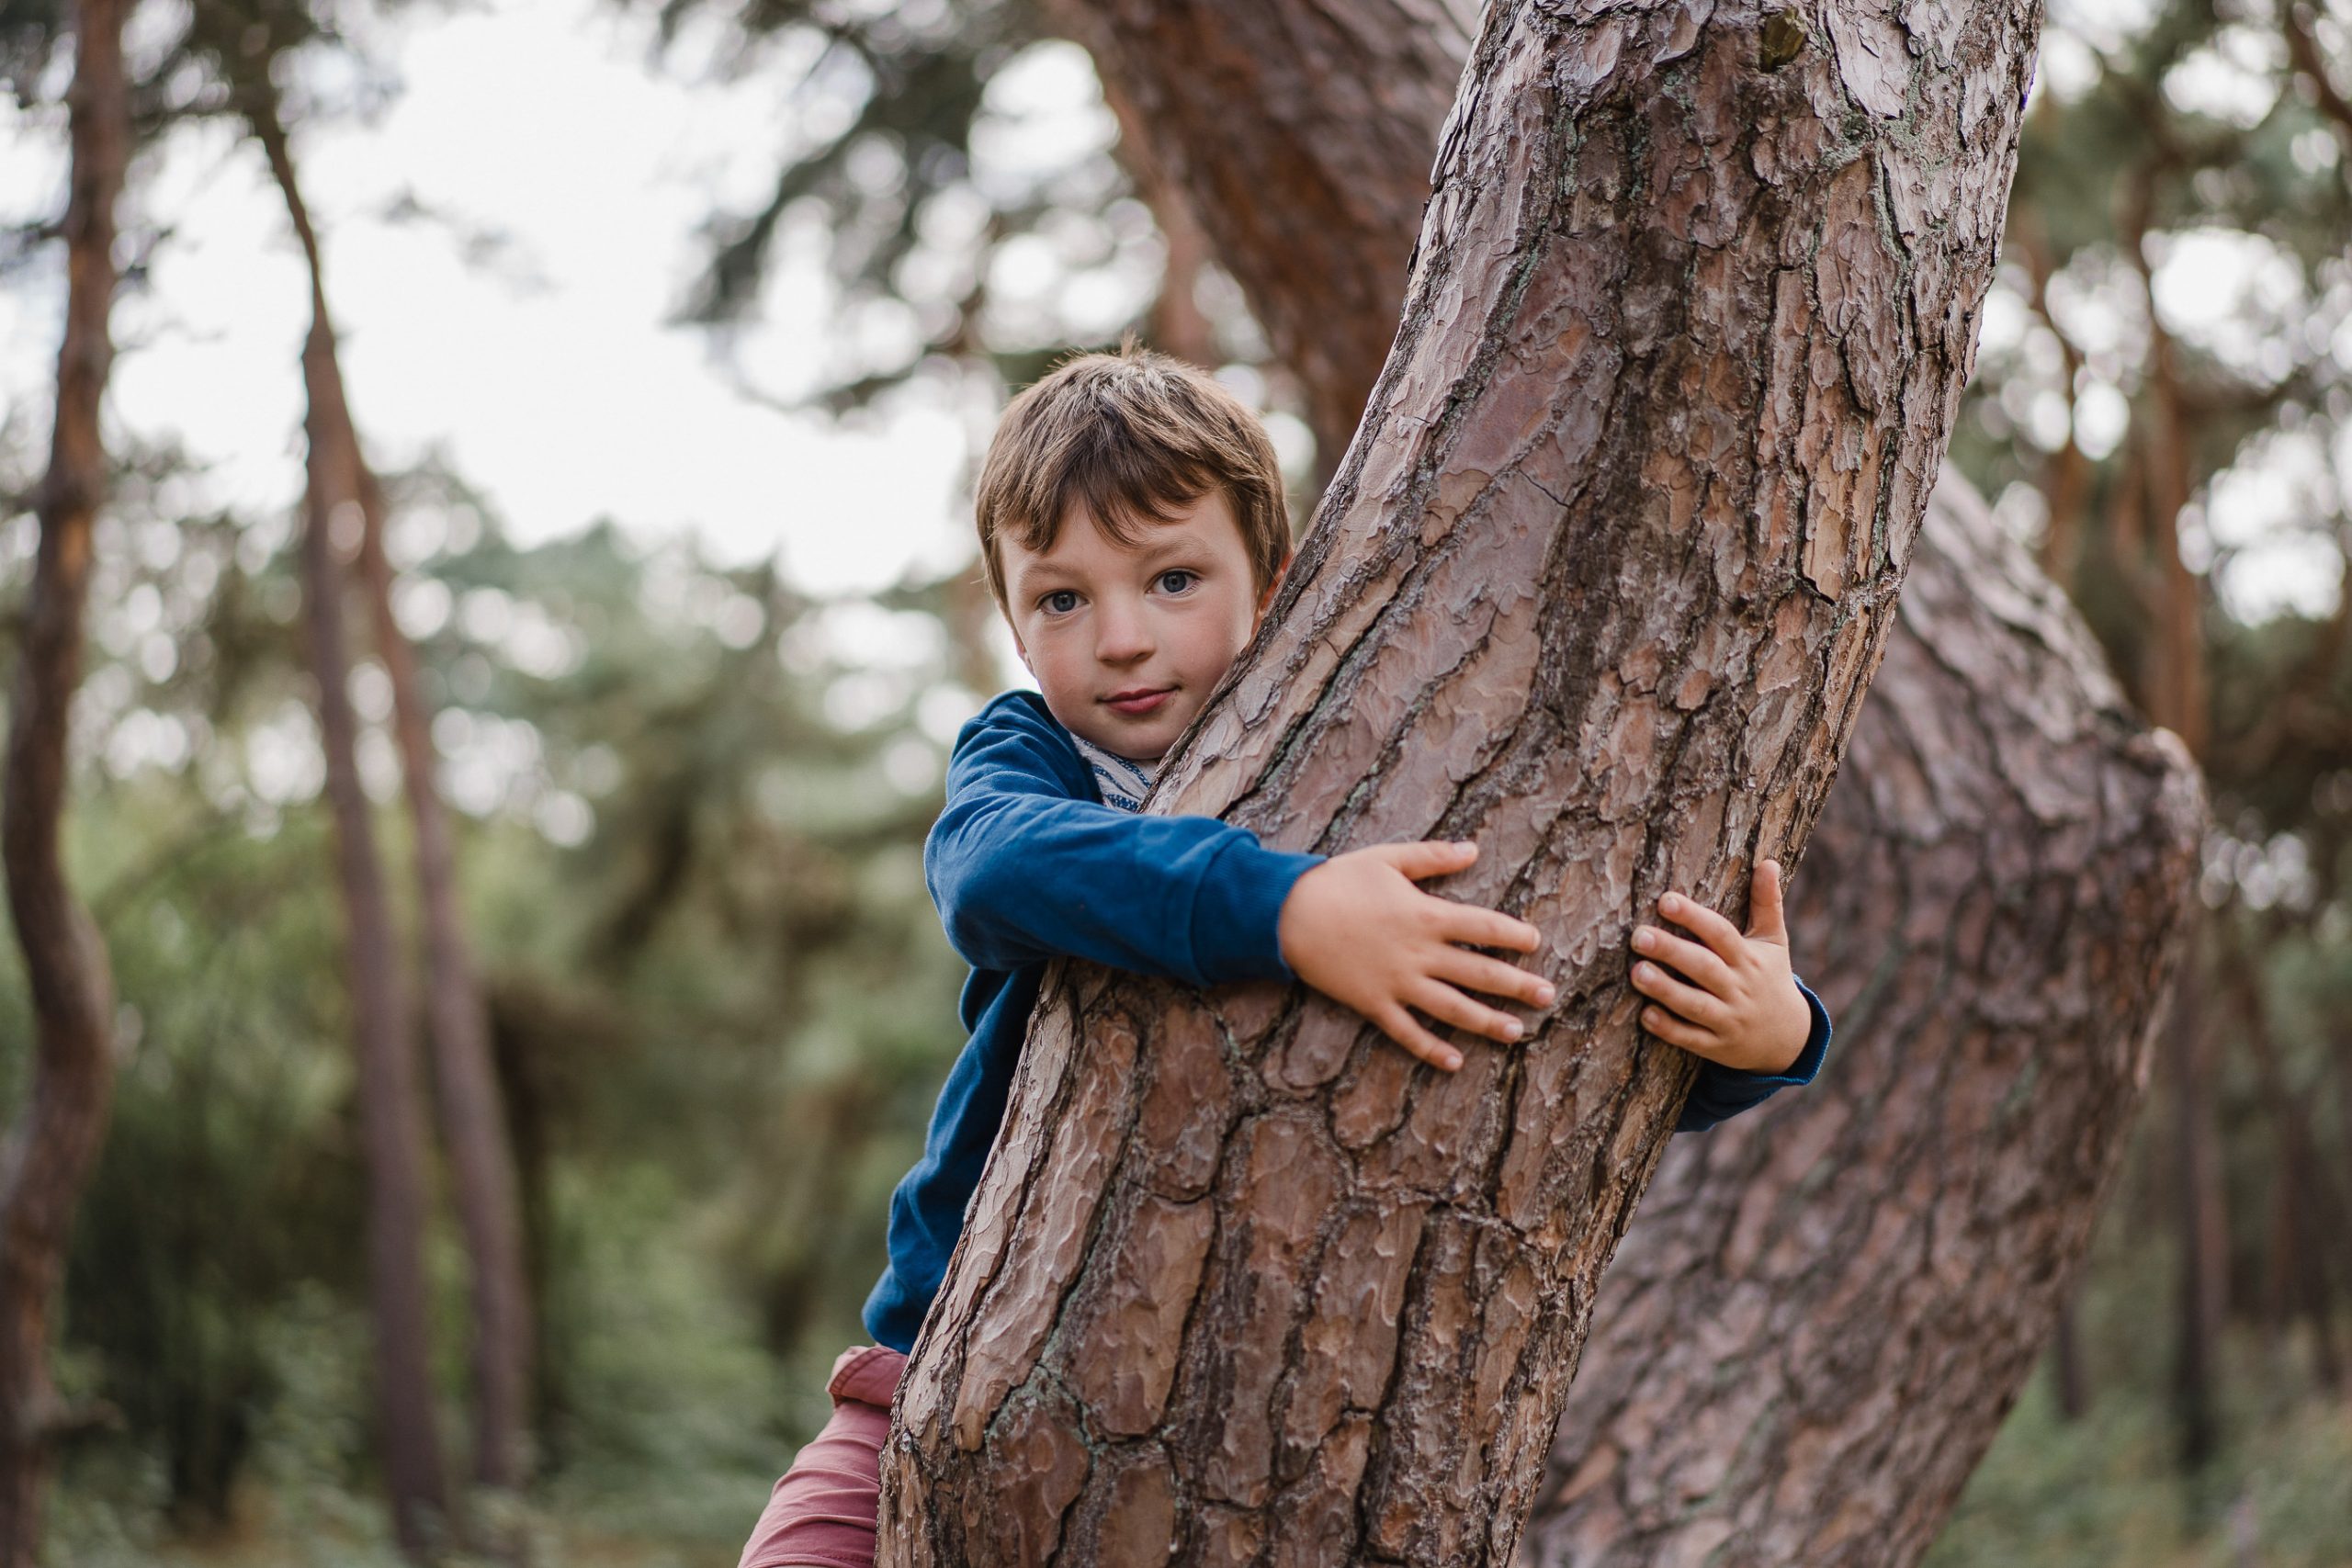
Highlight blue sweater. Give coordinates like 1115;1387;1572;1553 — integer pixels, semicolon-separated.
862;690;1832;1352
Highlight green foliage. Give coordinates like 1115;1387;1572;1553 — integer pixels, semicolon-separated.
2;435;973;1551
527;1161;787;1546
1929;1223;2352;1568
62;806;363;1525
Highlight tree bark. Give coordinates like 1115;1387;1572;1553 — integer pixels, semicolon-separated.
249;94;536;1496
880;1;2040;1562
1057;4;2205;1561
1521;479;2202;1564
262;95;453;1558
0;0;127;1560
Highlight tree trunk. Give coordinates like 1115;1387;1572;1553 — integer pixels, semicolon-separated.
2164;946;2225;1472
2224;926;2345;1391
1040;0;1475;467
2052;1299;2090;1422
356;463;537;1491
1092;73;1220;374
248;96;536;1495
1520;480;2201;1564
2120;177;2209;764
266;98;453;1558
880;2;2041;1562
0;1;127;1560
1057;4;2205;1561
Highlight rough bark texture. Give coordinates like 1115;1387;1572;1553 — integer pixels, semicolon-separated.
1520;479;2202;1565
880;1;2040;1561
252;94;537;1494
263;98;453;1557
1064;3;2206;1560
0;0;126;1560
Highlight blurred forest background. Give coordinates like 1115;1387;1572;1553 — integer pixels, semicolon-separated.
1;0;2349;1562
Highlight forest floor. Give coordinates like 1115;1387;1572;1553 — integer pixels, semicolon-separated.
44;1371;2352;1568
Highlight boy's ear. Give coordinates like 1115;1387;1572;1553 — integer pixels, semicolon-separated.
1254;555;1292;620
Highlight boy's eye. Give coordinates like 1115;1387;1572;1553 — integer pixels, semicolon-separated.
1156;570;1198;594
1041;590;1080;615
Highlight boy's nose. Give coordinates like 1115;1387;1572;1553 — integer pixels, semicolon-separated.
1094;602;1154;663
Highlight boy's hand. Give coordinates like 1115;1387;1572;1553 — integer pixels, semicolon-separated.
1629;859;1811;1075
1278;840;1554;1073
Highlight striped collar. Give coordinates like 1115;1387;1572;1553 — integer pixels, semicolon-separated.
1069;731;1158;812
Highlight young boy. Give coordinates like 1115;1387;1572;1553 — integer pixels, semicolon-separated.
739;344;1831;1568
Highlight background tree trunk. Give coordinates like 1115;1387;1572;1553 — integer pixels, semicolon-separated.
0;0;128;1559
266;96;453;1558
880;1;2040;1562
1520;479;2202;1564
1057;3;2207;1559
250;92;537;1495
2228;934;2345;1393
2164;949;2226;1471
353;468;536;1494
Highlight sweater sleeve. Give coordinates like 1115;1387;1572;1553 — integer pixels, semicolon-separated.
925;699;1324;989
1671;976;1833;1133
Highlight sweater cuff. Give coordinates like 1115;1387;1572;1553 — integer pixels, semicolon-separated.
1187;838;1325;986
1750;976;1832;1088
1671;976;1833;1134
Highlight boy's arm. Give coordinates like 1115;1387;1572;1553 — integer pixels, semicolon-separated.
928;701;1555;1065
926;703;1321;988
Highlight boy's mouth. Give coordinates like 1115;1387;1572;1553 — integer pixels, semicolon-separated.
1102;686;1174;716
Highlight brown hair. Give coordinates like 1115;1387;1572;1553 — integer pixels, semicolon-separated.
973;340;1292;608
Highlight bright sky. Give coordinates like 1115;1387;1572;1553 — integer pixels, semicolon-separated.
1;0;983;599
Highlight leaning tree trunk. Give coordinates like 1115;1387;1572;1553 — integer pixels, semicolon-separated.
251;91;536;1496
1054;3;2206;1561
880;1;2041;1562
1518;480;2201;1564
0;0;127;1560
274;102;452;1555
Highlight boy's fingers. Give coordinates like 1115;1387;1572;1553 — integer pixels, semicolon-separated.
1440;904;1542;953
1381;839;1480;881
1631;927;1735;994
1640;1004;1719;1055
1658;891;1747;963
1407;978;1524;1046
1630;962;1730;1031
1747;858;1791;943
1375;1006;1463;1072
1434;949;1555;1009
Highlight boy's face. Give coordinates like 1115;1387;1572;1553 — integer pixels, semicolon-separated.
998;491;1274;762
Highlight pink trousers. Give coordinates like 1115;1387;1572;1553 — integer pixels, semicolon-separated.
738;1345;908;1568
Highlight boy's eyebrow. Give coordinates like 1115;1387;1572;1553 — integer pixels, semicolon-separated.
1010;558;1074;587
1131;530;1214;565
